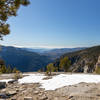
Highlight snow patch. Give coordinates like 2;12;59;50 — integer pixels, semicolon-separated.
18;73;100;90
40;74;100;90
18;73;46;84
0;79;14;83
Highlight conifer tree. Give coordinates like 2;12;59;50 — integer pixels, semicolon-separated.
0;65;7;73
0;0;30;39
46;63;55;75
12;67;18;73
60;56;71;72
6;65;12;73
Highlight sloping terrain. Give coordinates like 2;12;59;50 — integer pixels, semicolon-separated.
0;46;52;72
53;45;100;73
0;45;85;72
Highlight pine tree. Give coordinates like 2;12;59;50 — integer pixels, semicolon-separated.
60;56;71;72
6;65;12;73
0;59;5;67
12;67;18;73
0;65;7;73
46;63;55;75
0;0;30;39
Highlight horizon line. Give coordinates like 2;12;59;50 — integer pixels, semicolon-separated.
0;44;91;49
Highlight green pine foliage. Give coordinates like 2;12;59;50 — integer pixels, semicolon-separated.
6;65;12;73
12;67;18;73
0;60;20;74
46;63;56;75
95;66;100;74
14;71;23;80
0;0;30;39
0;65;7;73
59;56;71;72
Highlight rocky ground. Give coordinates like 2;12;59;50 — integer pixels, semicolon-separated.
0;73;100;100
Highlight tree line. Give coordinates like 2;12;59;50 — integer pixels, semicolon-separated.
0;59;19;74
46;56;71;75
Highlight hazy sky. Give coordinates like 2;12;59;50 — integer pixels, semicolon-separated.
1;0;100;48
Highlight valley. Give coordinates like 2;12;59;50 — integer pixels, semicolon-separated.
0;45;85;72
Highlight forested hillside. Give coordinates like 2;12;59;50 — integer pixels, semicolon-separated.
0;46;52;72
52;46;100;73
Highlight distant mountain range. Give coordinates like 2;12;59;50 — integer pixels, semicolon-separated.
0;45;85;72
22;47;86;60
22;48;50;53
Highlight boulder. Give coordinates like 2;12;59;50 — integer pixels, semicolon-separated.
34;90;39;94
7;90;17;96
8;80;17;84
0;82;6;89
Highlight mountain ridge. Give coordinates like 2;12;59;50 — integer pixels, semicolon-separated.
53;45;100;73
22;47;86;60
0;45;86;72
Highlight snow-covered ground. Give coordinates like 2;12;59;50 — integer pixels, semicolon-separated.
19;73;46;83
18;73;100;90
1;73;100;90
0;79;14;83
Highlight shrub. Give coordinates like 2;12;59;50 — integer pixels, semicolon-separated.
46;63;55;76
14;71;23;80
95;66;100;74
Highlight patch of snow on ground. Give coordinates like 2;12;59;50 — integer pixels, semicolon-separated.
18;73;100;90
0;79;14;83
18;73;46;84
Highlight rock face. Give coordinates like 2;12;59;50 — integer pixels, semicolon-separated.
84;65;89;73
95;56;100;73
96;56;100;68
71;58;96;73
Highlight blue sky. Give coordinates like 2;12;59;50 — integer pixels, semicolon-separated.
1;0;100;48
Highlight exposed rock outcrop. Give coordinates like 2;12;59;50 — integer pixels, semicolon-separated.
96;56;100;68
95;56;100;73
